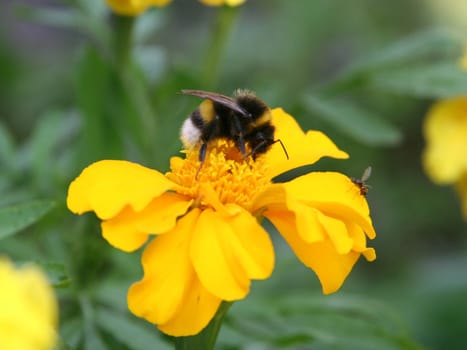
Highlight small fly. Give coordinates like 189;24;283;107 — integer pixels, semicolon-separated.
351;166;372;196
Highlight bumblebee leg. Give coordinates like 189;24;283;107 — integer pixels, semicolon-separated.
237;136;247;158
195;142;207;179
199;142;207;163
232;115;247;157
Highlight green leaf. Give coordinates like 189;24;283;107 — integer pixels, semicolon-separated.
13;5;82;30
0;200;55;240
40;262;72;288
134;11;167;45
346;29;460;73
0;122;15;169
54;339;75;350
13;2;110;48
226;294;425;350
368;62;467;98
20;110;78;192
303;94;402;146
95;307;171;350
325;29;462;94
80;297;107;350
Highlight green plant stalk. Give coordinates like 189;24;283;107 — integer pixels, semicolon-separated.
174;302;232;350
112;14;135;67
202;6;241;89
111;14;158;162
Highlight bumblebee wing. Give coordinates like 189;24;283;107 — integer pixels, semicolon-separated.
181;89;249;116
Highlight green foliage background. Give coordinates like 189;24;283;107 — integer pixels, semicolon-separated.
1;0;467;349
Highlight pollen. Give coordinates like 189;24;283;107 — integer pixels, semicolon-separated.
166;139;271;211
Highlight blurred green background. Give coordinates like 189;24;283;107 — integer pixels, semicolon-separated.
1;0;467;349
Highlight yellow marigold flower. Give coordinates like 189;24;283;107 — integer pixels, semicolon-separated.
198;0;247;6
423;97;467;218
67;108;376;336
0;258;58;350
106;0;172;16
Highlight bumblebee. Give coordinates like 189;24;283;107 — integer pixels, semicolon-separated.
180;89;288;166
350;166;372;196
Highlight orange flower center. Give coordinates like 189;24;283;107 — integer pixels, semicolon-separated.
166;140;270;211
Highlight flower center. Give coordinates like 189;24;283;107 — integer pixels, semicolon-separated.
166;139;270;211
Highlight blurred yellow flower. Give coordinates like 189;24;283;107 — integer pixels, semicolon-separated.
106;0;172;16
105;0;245;14
199;0;247;6
67;108;376;336
0;258;58;350
423;97;467;219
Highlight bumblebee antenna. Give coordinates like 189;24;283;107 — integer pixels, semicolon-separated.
274;139;289;159
247;138;289;160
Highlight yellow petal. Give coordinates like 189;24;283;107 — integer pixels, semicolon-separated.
422;97;467;184
199;0;246;6
252;183;288;212
0;258;58;350
128;209;200;325
190;209;252;301
101;193;193;252
265;108;349;178
106;0;172;15
102;213;149;253
317;214;353;254
158;277;221;336
224;204;275;280
285;171;376;239
255;185;325;244
266;211;359;294
293;203;327;243
67;160;177;220
346;222;376;261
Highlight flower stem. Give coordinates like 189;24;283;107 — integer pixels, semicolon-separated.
112;14;135;68
174;302;232;350
201;6;241;89
111;13;158;162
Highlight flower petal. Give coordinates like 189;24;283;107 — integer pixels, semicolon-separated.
422;97;467;184
190;209;248;301
128;209;200;325
106;0;172;15
266;210;359;294
190;208;264;301
199;0;247;6
252;183;287;212
255;185;326;244
67;160;178;220
317;214;353;255
157;277;221;336
265;108;349;178
101;193;193;252
284;171;376;239
347;222;376;261
224;205;275;280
